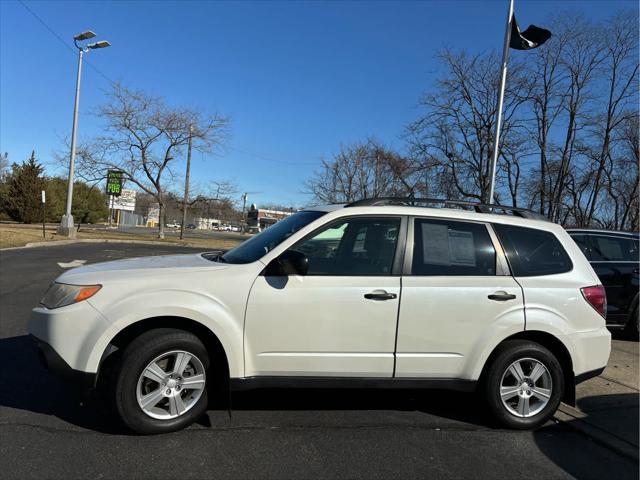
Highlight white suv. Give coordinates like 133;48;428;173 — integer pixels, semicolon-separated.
29;198;611;434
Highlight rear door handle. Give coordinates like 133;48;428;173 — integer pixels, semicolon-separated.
364;290;397;301
488;291;517;301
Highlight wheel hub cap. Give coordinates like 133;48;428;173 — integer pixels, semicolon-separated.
166;378;178;389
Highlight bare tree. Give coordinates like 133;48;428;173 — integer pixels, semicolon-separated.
405;50;531;204
400;10;638;229
305;139;418;204
524;15;573;214
581;14;639;225
74;83;229;238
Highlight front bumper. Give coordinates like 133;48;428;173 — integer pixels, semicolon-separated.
28;301;109;376
31;335;96;389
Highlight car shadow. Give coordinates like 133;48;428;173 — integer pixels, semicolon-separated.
534;393;639;479
219;387;496;426
0;335;127;434
0;335;496;434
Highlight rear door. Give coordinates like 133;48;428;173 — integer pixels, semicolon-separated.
395;217;524;378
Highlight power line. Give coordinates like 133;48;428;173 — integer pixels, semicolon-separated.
18;0;117;86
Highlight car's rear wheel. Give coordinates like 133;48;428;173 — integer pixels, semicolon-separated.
114;328;210;434
483;340;563;429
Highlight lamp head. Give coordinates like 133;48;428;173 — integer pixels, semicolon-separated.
87;41;111;49
74;31;96;41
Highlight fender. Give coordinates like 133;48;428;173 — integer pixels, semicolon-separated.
85;289;244;378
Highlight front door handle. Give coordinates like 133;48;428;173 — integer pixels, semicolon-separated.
364;290;397;301
488;291;517;301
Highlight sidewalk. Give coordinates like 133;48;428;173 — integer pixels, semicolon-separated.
556;337;639;460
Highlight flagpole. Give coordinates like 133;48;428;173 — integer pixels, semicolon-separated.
488;0;515;205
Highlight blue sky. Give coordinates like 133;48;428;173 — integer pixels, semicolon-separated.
1;0;637;207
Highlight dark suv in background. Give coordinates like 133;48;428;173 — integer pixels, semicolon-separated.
568;229;639;337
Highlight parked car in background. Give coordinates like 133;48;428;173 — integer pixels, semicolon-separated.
30;198;610;434
186;224;196;229
567;229;639;337
165;222;180;229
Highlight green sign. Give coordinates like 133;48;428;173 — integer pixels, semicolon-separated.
106;170;124;197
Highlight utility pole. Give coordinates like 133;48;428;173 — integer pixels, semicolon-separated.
180;125;193;240
241;193;248;232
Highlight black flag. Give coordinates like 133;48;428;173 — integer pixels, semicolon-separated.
509;14;552;50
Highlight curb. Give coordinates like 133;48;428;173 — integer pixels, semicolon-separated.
1;238;211;251
555;404;639;461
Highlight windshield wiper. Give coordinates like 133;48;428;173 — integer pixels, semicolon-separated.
202;252;227;263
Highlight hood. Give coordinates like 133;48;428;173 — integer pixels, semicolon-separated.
57;253;229;285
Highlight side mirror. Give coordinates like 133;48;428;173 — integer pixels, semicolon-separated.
264;250;309;276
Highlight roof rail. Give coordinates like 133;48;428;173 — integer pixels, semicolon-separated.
344;197;548;221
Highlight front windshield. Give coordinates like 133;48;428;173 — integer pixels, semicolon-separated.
221;210;326;264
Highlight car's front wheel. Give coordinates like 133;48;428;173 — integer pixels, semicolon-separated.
483;340;564;429
114;328;210;434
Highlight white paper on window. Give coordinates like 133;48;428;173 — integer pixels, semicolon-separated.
422;223;477;267
422;223;451;265
448;229;476;267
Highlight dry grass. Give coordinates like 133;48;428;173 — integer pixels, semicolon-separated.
0;224;242;250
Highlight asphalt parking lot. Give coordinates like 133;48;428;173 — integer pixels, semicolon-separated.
0;242;638;479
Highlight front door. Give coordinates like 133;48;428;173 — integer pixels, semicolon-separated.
244;216;404;378
395;217;525;378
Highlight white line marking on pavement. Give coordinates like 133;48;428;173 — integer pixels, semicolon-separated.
57;259;87;268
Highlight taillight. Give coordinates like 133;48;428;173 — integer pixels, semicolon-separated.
581;285;607;318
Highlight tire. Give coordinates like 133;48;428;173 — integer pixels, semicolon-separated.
482;340;564;429
114;328;210;435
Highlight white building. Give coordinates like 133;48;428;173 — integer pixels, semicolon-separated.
195;217;221;230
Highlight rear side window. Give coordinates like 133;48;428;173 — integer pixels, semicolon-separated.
412;218;496;276
493;224;572;277
589;235;639;262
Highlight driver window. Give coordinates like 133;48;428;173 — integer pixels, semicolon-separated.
290;217;401;276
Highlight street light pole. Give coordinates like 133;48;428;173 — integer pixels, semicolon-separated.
59;47;84;236
58;31;110;237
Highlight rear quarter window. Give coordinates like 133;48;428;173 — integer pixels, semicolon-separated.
493;224;572;277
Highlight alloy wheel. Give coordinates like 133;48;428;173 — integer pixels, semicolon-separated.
499;357;552;418
136;350;206;420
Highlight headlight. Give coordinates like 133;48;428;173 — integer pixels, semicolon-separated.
40;282;102;309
